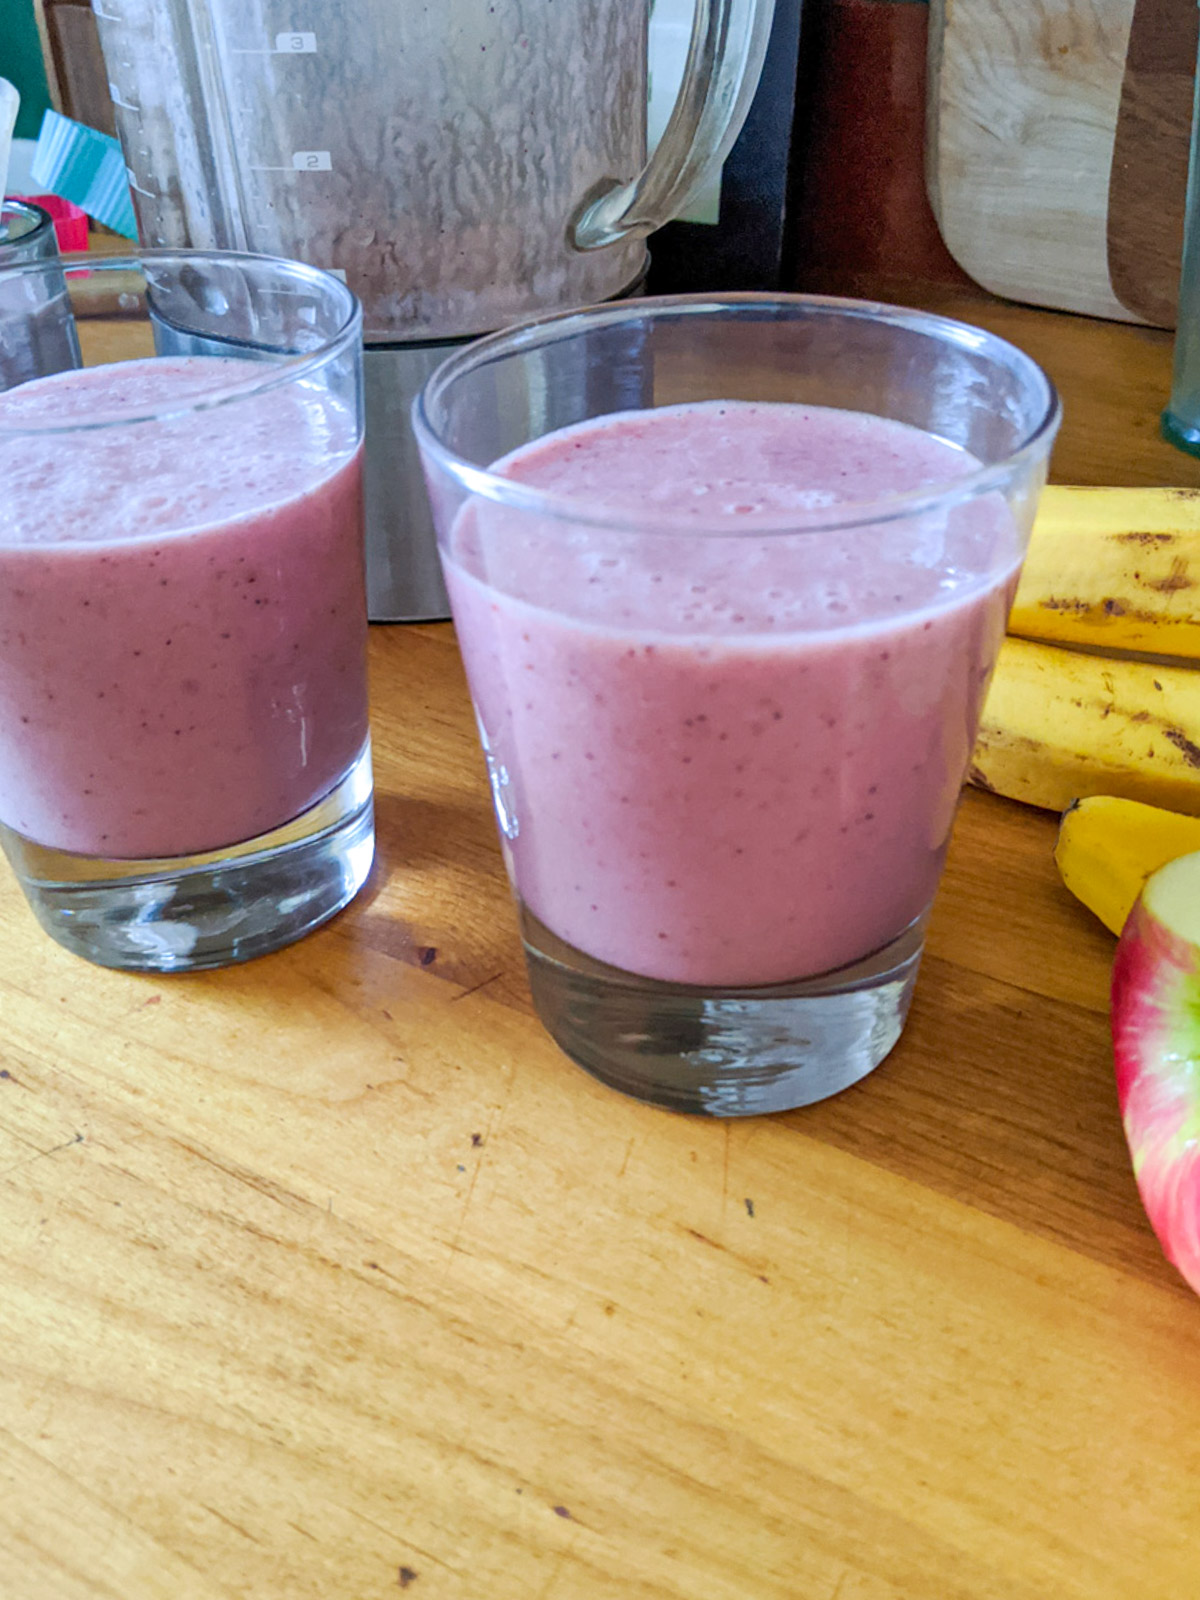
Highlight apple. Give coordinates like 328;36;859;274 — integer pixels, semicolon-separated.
1111;848;1200;1294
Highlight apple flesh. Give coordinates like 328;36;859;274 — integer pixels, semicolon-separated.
1112;848;1200;1294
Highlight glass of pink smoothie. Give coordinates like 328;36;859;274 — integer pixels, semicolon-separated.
0;250;373;971
414;295;1060;1116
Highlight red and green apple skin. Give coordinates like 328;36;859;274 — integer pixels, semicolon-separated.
1111;849;1200;1295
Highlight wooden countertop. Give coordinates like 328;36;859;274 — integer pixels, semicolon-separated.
5;285;1200;1600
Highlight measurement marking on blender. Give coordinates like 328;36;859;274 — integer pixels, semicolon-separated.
91;6;121;19
249;150;331;172
231;32;318;53
125;169;156;199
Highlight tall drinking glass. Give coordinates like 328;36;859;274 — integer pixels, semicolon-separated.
414;295;1060;1116
0;250;373;971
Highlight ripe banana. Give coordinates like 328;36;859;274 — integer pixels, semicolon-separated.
1054;795;1200;935
970;637;1200;814
1012;486;1200;660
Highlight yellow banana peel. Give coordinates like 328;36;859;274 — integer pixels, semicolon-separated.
1012;486;1200;660
1054;795;1200;935
971;637;1200;814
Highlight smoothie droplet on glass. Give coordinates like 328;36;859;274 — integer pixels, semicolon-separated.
445;400;1020;988
0;355;369;861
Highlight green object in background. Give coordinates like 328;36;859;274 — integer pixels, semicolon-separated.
1162;16;1200;458
0;0;53;140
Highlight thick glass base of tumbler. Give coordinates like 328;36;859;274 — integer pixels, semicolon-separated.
520;905;926;1117
1;742;374;973
1161;407;1200;458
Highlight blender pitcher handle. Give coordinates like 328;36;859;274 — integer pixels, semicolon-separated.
570;0;777;252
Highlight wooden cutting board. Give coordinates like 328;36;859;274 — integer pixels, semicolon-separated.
926;0;1193;327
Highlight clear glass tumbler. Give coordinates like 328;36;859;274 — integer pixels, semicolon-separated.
414;294;1059;1116
0;249;373;971
0;199;59;269
0;198;80;389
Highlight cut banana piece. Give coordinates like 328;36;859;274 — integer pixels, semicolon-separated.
1054;795;1200;935
971;637;1200;814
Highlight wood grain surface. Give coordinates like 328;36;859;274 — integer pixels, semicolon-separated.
926;0;1138;322
5;291;1200;1599
1106;0;1196;327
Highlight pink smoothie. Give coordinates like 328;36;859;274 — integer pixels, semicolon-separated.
445;401;1021;986
0;357;368;858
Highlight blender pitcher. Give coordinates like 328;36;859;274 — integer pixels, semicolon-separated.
92;0;775;618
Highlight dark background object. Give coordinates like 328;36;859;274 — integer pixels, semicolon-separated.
789;0;969;299
646;0;808;292
1107;0;1197;328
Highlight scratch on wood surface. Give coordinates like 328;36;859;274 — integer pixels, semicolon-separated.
444;1101;502;1267
347;1505;405;1542
446;1142;486;1259
360;1257;410;1289
201;1503;261;1543
345;1508;460;1578
171;1141;313;1213
0;1130;83;1178
617;1137;634;1178
240;1218;286;1247
449;971;505;1004
684;1227;726;1253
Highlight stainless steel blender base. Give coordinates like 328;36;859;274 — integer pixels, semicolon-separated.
366;262;648;624
363;340;458;622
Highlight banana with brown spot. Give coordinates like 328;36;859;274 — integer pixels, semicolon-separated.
971;636;1200;814
1010;486;1200;660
